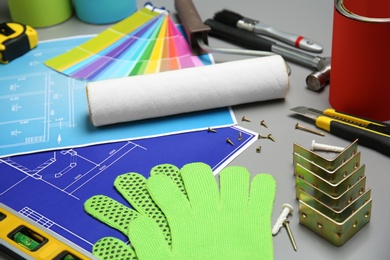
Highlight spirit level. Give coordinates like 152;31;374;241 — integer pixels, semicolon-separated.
0;203;96;260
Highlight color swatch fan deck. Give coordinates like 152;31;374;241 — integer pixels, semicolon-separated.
45;4;208;81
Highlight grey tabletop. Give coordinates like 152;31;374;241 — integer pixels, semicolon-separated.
1;0;389;259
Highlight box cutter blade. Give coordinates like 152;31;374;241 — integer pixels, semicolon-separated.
290;106;390;157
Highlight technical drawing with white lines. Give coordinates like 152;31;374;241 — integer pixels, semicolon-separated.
0;126;257;251
0;36;234;158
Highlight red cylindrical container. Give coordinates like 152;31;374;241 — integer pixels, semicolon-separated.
330;0;390;121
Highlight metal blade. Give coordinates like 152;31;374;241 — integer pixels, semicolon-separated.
290;106;323;121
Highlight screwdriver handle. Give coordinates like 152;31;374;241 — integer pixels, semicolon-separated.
205;19;323;69
204;19;274;51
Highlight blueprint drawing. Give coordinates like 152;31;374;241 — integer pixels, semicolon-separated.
0;36;234;158
0;126;256;252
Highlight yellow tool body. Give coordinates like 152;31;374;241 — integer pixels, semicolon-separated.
291;106;390;156
0;203;96;260
0;22;38;63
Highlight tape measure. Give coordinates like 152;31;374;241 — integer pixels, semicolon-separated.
0;22;38;64
0;203;97;260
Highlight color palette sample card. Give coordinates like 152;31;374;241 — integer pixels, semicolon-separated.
45;4;211;81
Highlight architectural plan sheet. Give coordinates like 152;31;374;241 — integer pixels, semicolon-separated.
0;24;256;254
0;36;235;158
0;126;257;251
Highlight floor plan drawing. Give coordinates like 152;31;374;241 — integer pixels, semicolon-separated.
0;30;251;255
0;126;257;251
0;36;234;158
1;72;83;150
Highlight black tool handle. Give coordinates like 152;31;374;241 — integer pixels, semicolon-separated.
331;109;390;134
204;19;275;51
174;0;210;55
330;121;390;157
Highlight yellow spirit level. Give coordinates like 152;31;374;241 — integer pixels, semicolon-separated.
0;203;97;260
0;22;38;64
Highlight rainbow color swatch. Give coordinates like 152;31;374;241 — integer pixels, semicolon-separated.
45;4;209;81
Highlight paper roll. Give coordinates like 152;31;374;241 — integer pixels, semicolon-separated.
87;55;289;126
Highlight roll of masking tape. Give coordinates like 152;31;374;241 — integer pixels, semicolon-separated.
7;0;72;28
73;0;137;24
86;55;289;126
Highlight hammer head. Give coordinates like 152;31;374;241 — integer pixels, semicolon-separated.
306;57;331;91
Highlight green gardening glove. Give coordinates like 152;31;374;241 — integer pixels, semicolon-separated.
84;164;187;260
129;162;276;259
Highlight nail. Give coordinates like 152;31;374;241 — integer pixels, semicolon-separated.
258;134;267;139
226;137;234;146
256;146;262;153
260;120;268;128
238;132;243;141
295;123;325;136
267;134;275;142
283;219;298;252
242;116;251;122
207;127;217;133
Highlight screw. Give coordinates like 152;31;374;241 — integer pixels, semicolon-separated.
267;134;275;142
238;132;243;141
207;127;217;133
242;116;251;122
283;219;298;252
258;134;267;139
260;120;268;128
226;137;234;146
272;203;294;235
295;123;325;136
311;140;344;152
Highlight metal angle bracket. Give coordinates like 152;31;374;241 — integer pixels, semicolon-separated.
298;190;372;246
295;164;366;197
293;139;359;172
292;139;372;246
296;174;367;211
294;151;361;184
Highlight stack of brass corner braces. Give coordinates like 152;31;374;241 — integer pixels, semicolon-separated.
293;139;372;246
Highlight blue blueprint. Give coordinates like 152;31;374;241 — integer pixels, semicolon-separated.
0;36;234;158
0;125;256;252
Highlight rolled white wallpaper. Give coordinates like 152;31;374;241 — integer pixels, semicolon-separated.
86;55;289;126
